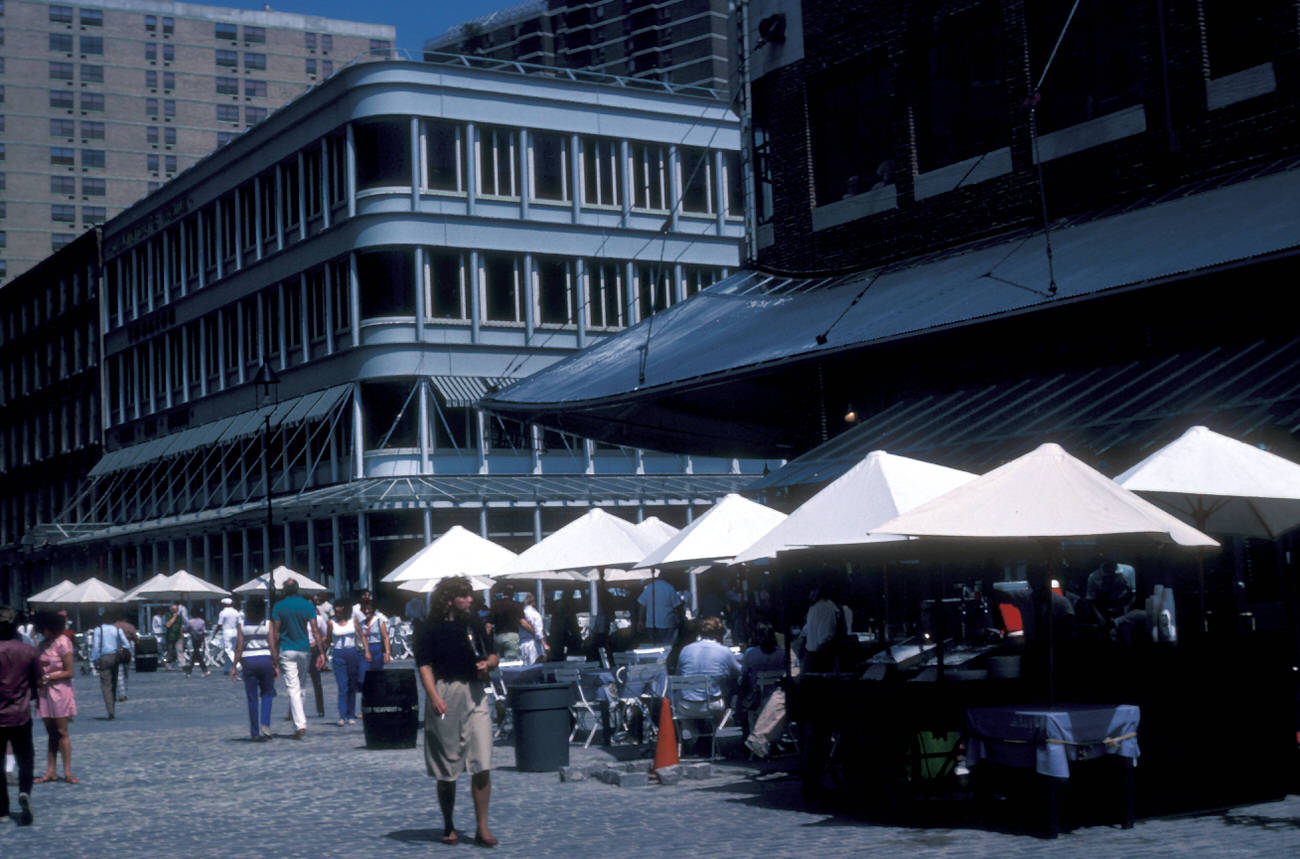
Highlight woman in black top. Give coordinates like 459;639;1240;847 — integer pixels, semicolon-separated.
416;576;499;847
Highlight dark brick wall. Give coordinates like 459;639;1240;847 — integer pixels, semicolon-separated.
752;0;1300;272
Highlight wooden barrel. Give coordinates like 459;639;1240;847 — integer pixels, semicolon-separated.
361;669;419;749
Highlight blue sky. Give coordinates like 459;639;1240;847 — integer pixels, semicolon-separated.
221;1;521;58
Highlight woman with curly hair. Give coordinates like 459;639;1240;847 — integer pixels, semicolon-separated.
415;576;499;847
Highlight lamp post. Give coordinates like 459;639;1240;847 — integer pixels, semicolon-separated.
253;362;281;607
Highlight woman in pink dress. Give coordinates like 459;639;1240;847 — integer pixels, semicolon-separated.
33;611;77;784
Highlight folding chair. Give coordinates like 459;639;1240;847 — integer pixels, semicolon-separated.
551;665;604;747
667;674;738;760
488;660;525;739
617;663;667;744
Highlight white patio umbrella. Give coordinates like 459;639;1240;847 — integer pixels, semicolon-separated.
1115;425;1300;539
119;573;174;602
635;494;787;570
27;579;77;605
49;577;127;605
733;451;978;564
871;442;1217;703
634;516;680;546
1115;424;1300;624
381;526;518;584
232;565;329;595
397;575;496;594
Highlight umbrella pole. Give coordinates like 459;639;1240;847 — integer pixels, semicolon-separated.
881;563;891;644
936;563;946;681
1045;544;1056;709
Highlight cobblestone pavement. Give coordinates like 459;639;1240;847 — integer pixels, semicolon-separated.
3;663;1298;856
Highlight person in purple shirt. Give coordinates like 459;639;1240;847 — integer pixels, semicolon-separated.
0;605;40;825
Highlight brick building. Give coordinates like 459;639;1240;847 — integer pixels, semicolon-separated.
0;0;392;283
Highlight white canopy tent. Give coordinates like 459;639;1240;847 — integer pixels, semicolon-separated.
871;442;1217;702
232;565;329;596
733;451;978;564
381;526;518;584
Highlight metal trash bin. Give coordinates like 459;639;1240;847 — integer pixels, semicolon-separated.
361;669;419;749
134;635;159;672
509;682;571;772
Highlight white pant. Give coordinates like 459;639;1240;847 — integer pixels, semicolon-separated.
279;650;310;731
221;630;238;668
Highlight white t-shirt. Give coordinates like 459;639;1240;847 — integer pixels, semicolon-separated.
360;612;387;644
217;607;242;634
330;619;359;650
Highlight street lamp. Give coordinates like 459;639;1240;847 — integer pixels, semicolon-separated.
253;361;280;606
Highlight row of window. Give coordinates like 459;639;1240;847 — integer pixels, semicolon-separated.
50;175;105;196
49;89;103;111
47;60;100;81
51;204;106;226
50;119;103;138
217;104;268;124
215;50;266;71
0;395;98;475
216;77;267;97
48;146;105;168
47;34;101;54
48;6;103;27
358;117;744;216
0;265;92;348
2;320;95;403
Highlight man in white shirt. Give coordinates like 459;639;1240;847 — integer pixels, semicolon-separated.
216;598;243;676
519;594;548;665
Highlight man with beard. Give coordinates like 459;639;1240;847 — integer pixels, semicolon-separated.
416;576;498;847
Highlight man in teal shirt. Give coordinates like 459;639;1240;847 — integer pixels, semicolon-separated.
270;579;315;739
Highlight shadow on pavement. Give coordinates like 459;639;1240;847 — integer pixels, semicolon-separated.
385;828;447;844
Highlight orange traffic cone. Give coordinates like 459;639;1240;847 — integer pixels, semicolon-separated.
652;696;679;772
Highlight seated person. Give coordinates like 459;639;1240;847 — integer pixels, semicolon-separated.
737;622;784;734
665;618;699;675
674;617;741;752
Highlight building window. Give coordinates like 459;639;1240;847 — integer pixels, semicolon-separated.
80;36;103;55
483;254;521;322
52;233;76;251
357;250;415;318
424;121;463;192
82;177;105;196
305;58;317;76
216;76;239;95
1026;0;1143;133
683;265;722;297
305;32;317;51
582;136;620;207
50;33;74;52
321;34;333;52
51;175;75;195
321;60;334;76
536;256;573;325
163;44;174;63
217;130;237;146
355;118;411;189
217;104;239;123
244;53;267;72
245;79;266;98
329;259;350;333
81;92;104;111
280;159;300;228
50;146;76;166
49;5;74;24
630;143;668;210
304;147;322;217
144;14;156;32
244;26;265;44
678;147;714;214
81;149;105;169
216;22;237;41
306;269;327;340
52;204;76;223
165;155;177;174
82;120;105;140
913;2;1008;172
163;72;175;91
636;263;672;320
80;8;103;27
83;206;105;226
369;39;391;56
51;118;75;137
245;106;267;125
145;42;157;62
80;64;103;83
216;49;237;69
146;70;157;89
163;17;173;36
531;132;569;202
50;61;76;82
478;126;518;197
809;51;894;203
425;250;466;319
586;260;624;329
145;98;159;118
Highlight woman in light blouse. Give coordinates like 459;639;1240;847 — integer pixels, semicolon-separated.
324;602;363;725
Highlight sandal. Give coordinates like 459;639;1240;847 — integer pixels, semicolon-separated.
441;829;459;845
474;833;499;848
33;774;57;784
62;776;79;784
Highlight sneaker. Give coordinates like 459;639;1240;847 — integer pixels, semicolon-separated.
202;671;211;678
17;791;33;825
259;725;272;738
117;696;127;702
745;736;769;759
0;814;9;823
291;728;306;740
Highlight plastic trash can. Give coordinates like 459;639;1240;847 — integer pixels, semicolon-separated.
134;636;159;672
361;669;419;749
509;682;571;772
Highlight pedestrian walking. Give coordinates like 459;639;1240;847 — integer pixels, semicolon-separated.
232;600;276;741
307;594;329;718
325;602;361;726
114;618;136;701
216;598;242;676
185;610;209;678
0;605;39;826
163;603;184;670
358;598;391;686
33;611;77;784
416;576;498;847
269;579;314;739
88;613;130;720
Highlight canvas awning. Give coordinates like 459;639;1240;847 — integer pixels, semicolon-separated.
430;376;519;408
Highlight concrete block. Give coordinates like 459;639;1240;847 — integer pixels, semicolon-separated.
593;767;620;785
558;765;586;783
654;765;682;786
682;762;713;780
612;769;650;788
